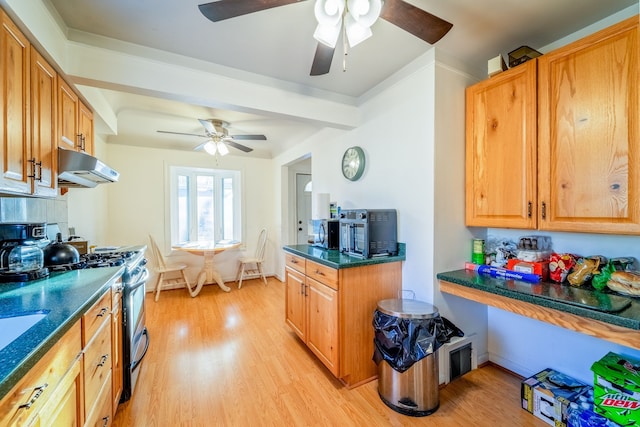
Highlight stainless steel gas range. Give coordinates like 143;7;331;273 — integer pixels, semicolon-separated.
53;245;150;402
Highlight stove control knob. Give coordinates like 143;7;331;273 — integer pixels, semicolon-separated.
359;212;366;219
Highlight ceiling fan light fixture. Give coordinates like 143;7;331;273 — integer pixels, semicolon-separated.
203;141;217;155
217;141;230;156
314;0;344;26
314;23;341;48
347;0;381;28
344;14;372;47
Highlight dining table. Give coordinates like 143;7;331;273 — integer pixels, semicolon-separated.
172;240;241;295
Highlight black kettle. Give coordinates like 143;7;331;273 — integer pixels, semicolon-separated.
43;233;80;266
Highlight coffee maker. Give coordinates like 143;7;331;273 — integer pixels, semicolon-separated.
0;223;50;282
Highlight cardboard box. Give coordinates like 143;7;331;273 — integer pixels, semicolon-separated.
591;352;640;426
508;259;550;281
488;54;507;77
522;368;591;426
566;387;622;427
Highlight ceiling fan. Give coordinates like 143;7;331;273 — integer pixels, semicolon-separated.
197;0;453;76
157;119;267;155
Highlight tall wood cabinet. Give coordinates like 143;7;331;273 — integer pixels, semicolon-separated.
538;16;640;234
465;59;537;229
58;78;94;155
30;48;58;198
0;9;31;195
465;15;639;235
284;251;402;388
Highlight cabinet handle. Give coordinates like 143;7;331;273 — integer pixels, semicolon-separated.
290;258;298;264
18;383;48;410
299;282;304;295
304;284;308;297
541;202;547;220
76;133;84;151
97;307;108;317
315;269;324;276
27;158;37;179
97;354;109;367
35;161;42;182
527;202;532;218
101;416;110;427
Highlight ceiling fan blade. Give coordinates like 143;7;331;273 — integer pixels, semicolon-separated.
310;43;335;76
380;0;453;45
198;118;217;135
224;139;254;153
157;130;208;138
193;140;211;151
198;0;305;22
230;134;267;141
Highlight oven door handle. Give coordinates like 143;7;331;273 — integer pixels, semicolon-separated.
131;327;149;372
128;268;150;292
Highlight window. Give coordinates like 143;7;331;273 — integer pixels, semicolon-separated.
169;166;242;244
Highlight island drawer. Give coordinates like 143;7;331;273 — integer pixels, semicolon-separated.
306;260;338;290
285;253;306;273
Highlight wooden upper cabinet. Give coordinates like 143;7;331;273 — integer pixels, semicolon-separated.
31;47;58;197
538;16;640;234
79;100;94;155
0;9;31;195
465;59;537;229
58;78;79;152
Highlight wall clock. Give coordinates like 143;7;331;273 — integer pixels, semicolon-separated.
341;146;366;181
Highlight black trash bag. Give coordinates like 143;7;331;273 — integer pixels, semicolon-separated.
372;311;464;373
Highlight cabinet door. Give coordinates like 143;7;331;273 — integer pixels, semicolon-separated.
111;294;123;413
30;47;57;197
36;357;82;427
58;78;79;151
78;101;93;154
538;17;640;234
0;10;31;195
306;277;339;376
285;267;306;341
465;59;538;228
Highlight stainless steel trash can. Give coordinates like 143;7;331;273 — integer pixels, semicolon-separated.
375;299;440;417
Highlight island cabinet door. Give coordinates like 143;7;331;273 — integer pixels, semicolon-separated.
285;267;307;341
538;16;640;234
306;276;339;377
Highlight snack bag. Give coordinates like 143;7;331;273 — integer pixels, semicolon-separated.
568;256;607;287
549;253;576;283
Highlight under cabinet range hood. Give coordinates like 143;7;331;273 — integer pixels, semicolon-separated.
57;148;120;188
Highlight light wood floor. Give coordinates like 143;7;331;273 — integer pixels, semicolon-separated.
112;277;547;427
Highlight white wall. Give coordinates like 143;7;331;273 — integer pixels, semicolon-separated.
274;50;490;363
69;142;276;287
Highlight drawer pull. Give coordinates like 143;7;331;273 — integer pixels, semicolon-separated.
97;354;109;367
19;383;48;410
102;415;110;427
97;307;108;317
291;258;298;264
315;269;324;276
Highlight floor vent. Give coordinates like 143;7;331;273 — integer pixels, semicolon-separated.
439;334;478;385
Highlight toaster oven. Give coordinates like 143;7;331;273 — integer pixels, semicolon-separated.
339;209;397;258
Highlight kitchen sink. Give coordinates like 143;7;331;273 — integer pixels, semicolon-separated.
0;312;47;352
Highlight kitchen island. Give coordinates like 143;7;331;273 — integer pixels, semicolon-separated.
283;244;405;388
0;267;123;400
437;269;640;350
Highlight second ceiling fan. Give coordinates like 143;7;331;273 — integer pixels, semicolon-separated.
198;0;453;76
157;119;266;155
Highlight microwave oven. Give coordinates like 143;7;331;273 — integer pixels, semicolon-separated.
339;209;397;258
311;219;339;249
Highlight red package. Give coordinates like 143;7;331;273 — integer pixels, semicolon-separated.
549;253;576;283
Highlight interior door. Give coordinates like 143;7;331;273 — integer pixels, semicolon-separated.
296;173;312;244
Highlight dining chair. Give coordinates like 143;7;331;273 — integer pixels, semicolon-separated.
148;234;193;301
236;228;268;289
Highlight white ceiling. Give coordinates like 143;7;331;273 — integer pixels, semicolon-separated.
41;0;638;158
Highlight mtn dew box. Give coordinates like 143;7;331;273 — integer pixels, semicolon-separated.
591;352;640;426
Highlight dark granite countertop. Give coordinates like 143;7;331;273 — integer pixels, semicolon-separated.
283;243;406;269
437;269;640;330
0;266;124;400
